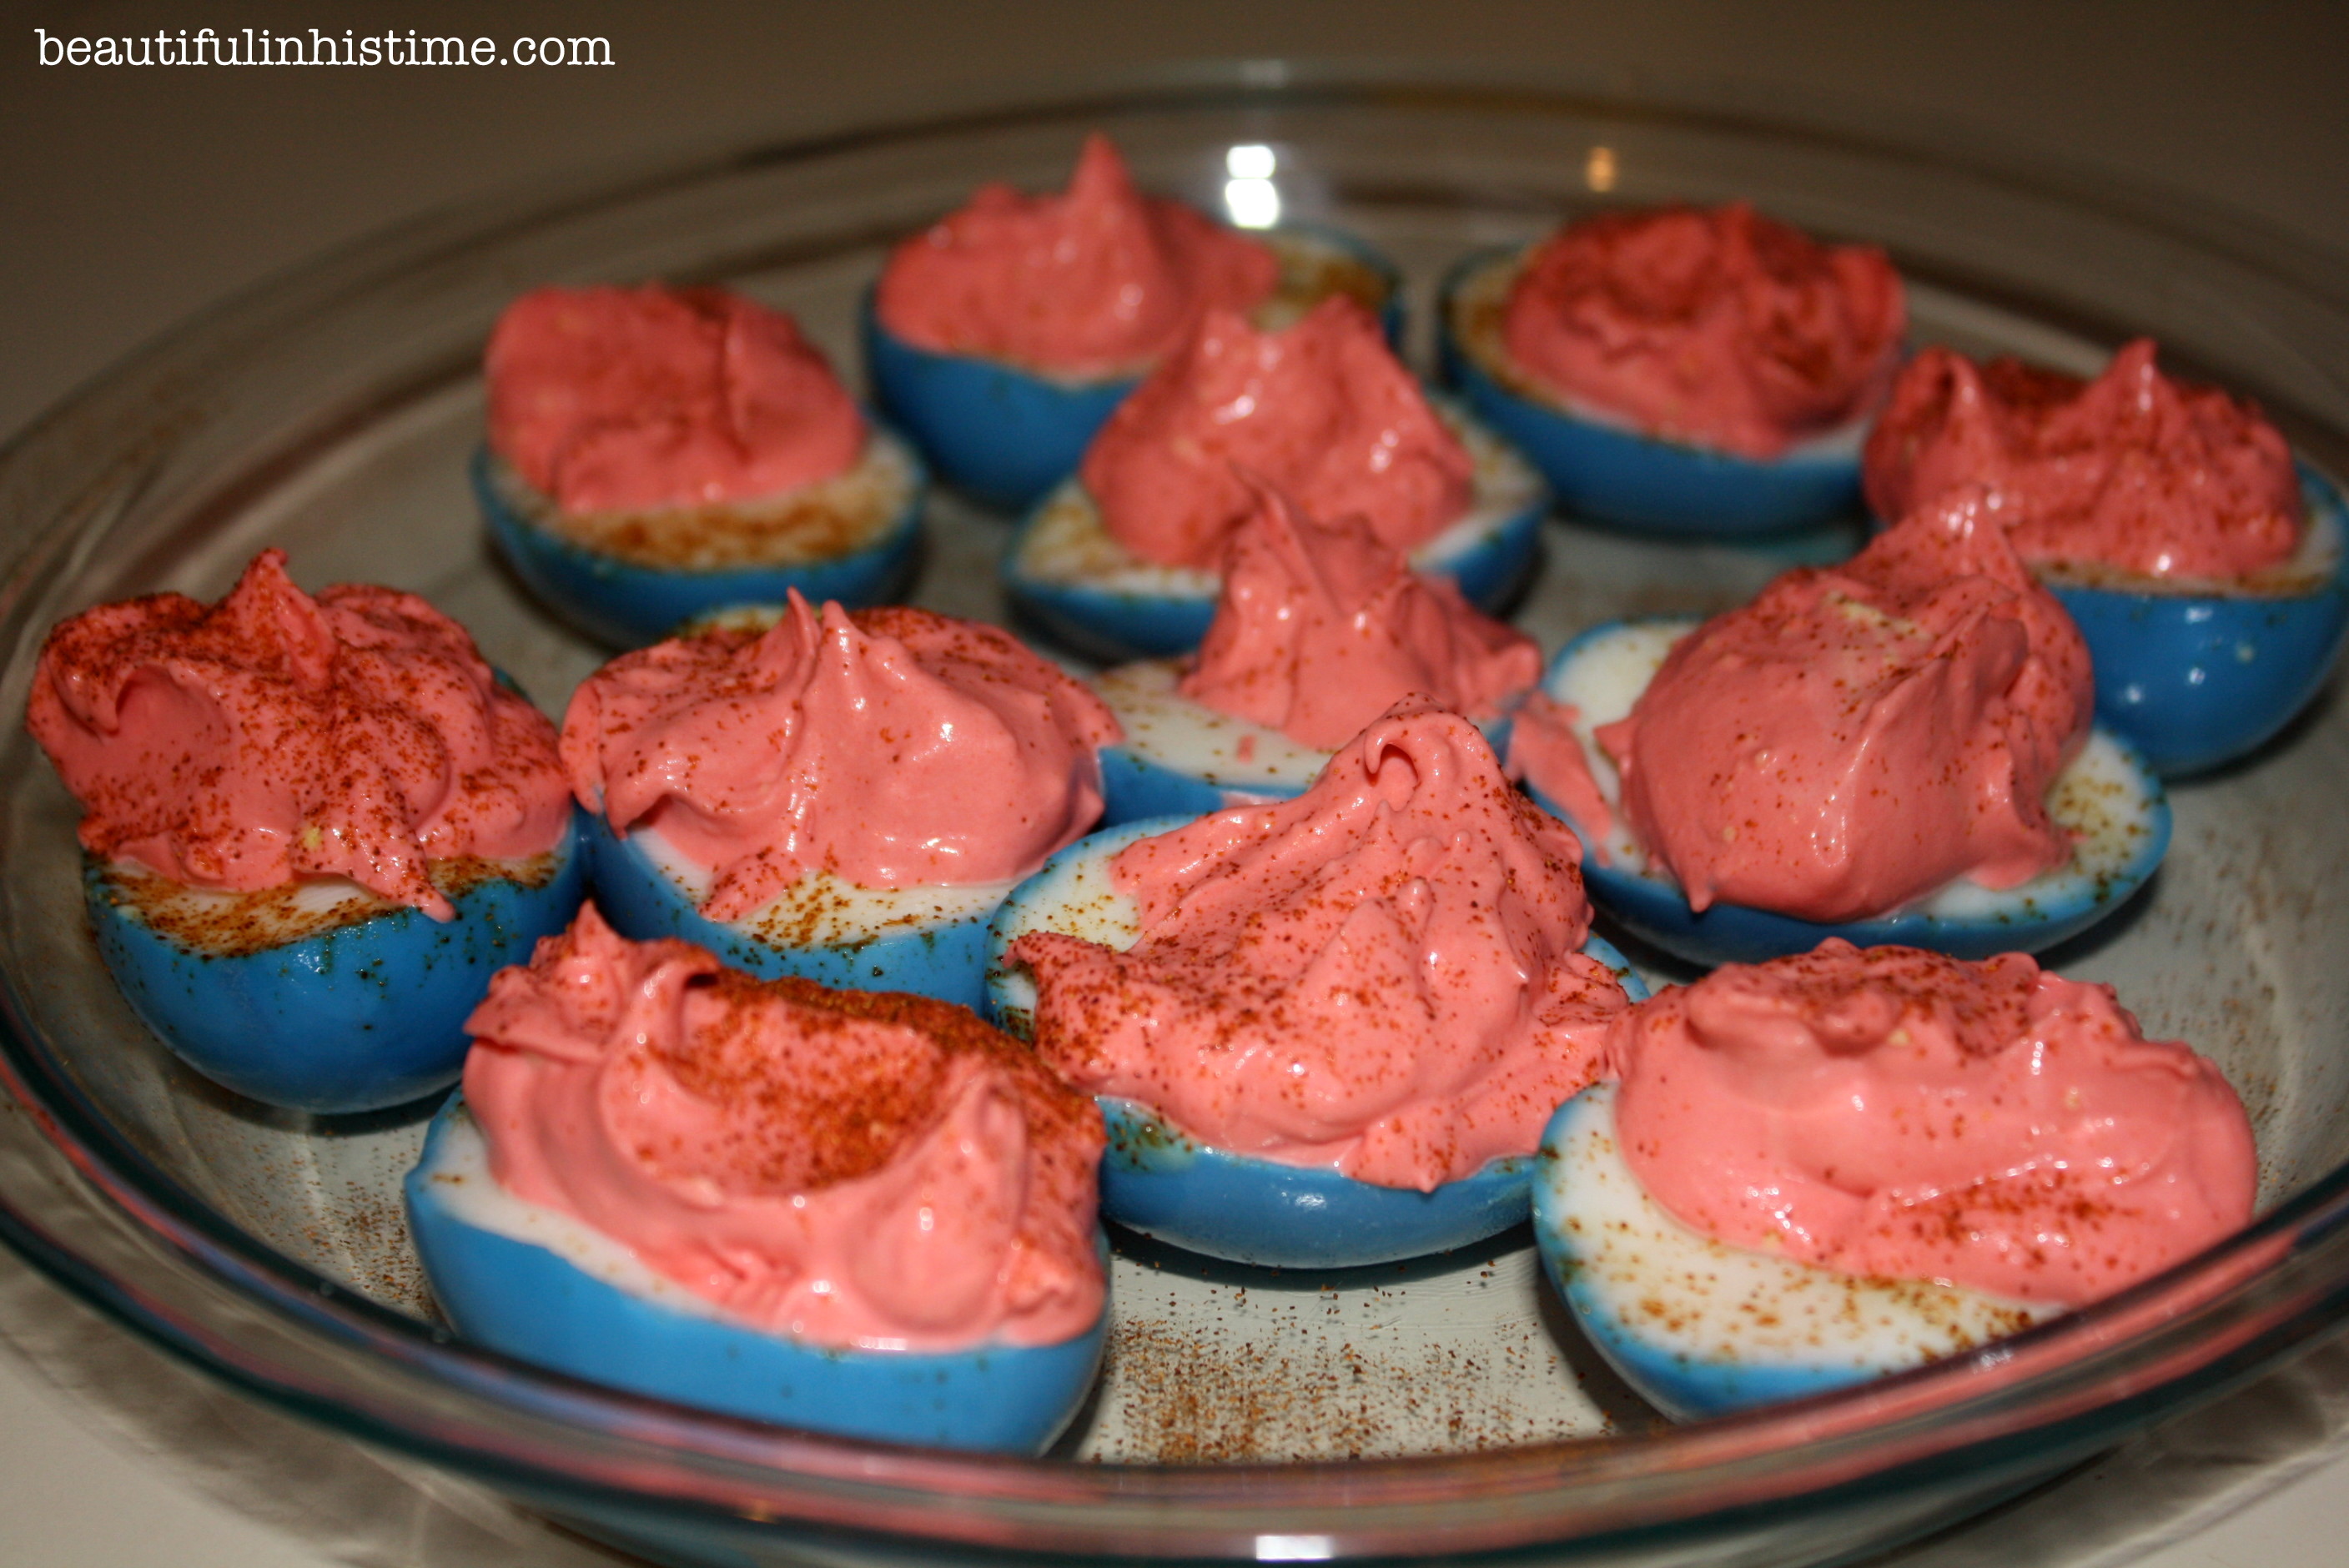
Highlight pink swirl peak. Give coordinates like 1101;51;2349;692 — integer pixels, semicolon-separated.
27;550;571;920
873;133;1279;375
1179;483;1539;749
1010;699;1630;1190
1080;297;1474;570
485;284;865;515
462;905;1106;1350
561;595;1121;919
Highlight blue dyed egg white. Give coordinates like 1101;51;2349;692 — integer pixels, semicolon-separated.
406;1096;1108;1452
589;816;1013;1008
2041;466;2349;776
90;814;588;1113
1089;659;1524;827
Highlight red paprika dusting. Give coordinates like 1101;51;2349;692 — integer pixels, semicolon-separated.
1864;340;2303;580
1012;699;1630;1191
1080;298;1472;570
1610;940;2256;1306
28;550;571;920
463;907;1106;1350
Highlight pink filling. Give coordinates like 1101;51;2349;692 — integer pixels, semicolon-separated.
1600;490;2093;923
1080;298;1474;570
462;906;1105;1351
485;284;865;515
1011;701;1630;1191
1611;940;2257;1306
561;595;1120;920
1177;485;1540;750
873;133;1278;376
1503;692;1614;859
28;550;571;920
1864;340;2304;580
1499;202;1906;460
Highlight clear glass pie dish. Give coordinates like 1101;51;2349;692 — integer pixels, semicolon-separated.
3;64;2348;1567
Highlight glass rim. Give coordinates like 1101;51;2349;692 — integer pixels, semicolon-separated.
3;58;2346;1560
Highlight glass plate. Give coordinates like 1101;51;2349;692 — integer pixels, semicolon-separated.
3;63;2347;1567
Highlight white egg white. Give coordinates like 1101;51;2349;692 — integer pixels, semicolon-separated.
631;822;1014;948
1537;1082;2060;1416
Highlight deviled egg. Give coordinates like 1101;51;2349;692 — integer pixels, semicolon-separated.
991;701;1641;1267
480;283;924;647
28;550;586;1112
1534;941;2254;1418
409;907;1108;1451
1441;203;1904;535
562;593;1119;1009
1512;493;2169;966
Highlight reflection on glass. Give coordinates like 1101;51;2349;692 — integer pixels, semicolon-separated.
1226;143;1277;179
1225;177;1280;229
1587;145;1618;193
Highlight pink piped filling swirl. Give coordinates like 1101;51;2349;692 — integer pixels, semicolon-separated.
1610;940;2256;1307
463;906;1107;1350
27;549;571;920
1600;490;2093;923
1499;202;1906;460
1080;298;1474;570
561;595;1121;920
485;284;866;515
1177;485;1540;750
874;133;1279;376
1011;701;1631;1191
1863;339;2303;580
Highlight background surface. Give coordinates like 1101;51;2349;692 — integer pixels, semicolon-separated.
4;2;2347;1563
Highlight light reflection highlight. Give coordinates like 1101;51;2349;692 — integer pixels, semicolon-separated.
1226;143;1277;179
1587;144;1618;193
1225;177;1280;229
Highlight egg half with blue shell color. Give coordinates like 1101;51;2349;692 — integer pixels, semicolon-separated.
1440;247;1878;538
2032;463;2349;776
1001;398;1549;665
984;815;1650;1268
1531;1080;2060;1420
1526;618;2171;968
474;422;927;650
88;808;589;1114
405;1093;1108;1453
866;224;1405;512
586;812;1014;1013
577;601;1094;1013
